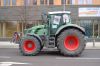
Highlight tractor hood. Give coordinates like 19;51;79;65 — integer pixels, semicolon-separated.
24;25;45;35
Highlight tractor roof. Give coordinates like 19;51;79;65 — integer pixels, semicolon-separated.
48;11;71;14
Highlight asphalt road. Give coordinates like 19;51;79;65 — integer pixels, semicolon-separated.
0;48;100;66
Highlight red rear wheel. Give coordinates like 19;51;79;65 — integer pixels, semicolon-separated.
23;40;36;53
57;29;85;56
64;35;79;51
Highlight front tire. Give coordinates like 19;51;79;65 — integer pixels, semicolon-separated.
19;36;41;56
57;29;85;56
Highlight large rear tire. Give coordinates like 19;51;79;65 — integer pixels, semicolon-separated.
19;36;41;56
57;29;86;56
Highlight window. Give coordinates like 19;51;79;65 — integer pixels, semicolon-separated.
24;0;30;6
63;14;70;23
0;0;1;6
24;0;37;6
53;15;61;25
40;0;45;4
61;0;66;4
72;0;75;4
84;0;93;4
12;0;16;6
3;0;8;5
78;0;83;4
33;0;37;5
49;0;53;5
3;0;11;6
40;0;55;5
62;0;70;4
40;0;52;5
8;0;10;5
45;0;47;4
79;20;93;37
45;0;53;5
6;22;17;37
67;0;70;4
72;0;93;5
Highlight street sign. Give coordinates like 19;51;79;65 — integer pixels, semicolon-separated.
79;7;100;17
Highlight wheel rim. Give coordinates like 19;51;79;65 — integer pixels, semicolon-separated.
23;40;36;53
64;35;79;51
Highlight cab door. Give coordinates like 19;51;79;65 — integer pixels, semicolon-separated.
49;14;62;35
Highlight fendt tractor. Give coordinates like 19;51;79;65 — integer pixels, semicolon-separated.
12;11;86;56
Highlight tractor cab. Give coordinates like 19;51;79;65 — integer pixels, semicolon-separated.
47;11;71;35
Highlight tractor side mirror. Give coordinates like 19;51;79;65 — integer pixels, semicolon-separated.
41;13;48;23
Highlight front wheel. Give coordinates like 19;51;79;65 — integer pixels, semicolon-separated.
57;29;86;56
19;36;41;56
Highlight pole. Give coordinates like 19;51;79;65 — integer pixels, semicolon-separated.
25;0;26;29
98;24;99;37
3;22;6;37
47;0;49;5
93;22;95;47
63;0;66;11
0;23;1;37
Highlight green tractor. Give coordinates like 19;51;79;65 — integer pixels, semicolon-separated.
12;11;86;56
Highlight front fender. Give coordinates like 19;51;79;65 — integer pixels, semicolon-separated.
56;24;85;36
26;34;43;46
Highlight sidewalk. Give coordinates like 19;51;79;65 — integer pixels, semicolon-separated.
0;41;100;49
0;42;19;48
86;42;100;49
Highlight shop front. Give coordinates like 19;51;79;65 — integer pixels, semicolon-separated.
77;7;100;38
0;21;23;38
76;19;100;38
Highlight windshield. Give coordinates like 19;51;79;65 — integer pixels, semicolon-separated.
63;14;70;23
51;15;61;25
50;14;70;24
50;14;70;29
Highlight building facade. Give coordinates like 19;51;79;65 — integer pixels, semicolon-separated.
0;0;100;40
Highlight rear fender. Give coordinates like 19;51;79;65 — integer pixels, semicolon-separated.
56;24;85;36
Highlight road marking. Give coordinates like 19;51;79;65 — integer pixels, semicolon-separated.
56;57;100;60
0;62;30;66
0;56;10;58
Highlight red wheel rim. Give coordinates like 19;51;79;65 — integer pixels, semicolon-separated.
23;40;36;53
64;35;79;51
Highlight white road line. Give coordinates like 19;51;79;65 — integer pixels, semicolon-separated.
0;56;10;58
0;62;30;66
56;57;100;60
